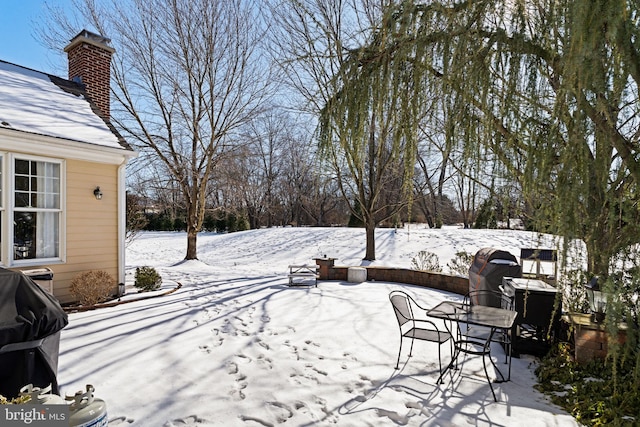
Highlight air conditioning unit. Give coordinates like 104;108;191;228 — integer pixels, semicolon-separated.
21;268;54;295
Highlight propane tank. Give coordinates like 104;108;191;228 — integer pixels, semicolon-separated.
66;384;108;427
19;383;66;404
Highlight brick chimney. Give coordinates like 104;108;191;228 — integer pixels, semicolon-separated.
64;30;115;119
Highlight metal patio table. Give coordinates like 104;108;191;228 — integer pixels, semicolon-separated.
427;301;517;401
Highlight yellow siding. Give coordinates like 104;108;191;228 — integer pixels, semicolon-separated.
13;158;121;304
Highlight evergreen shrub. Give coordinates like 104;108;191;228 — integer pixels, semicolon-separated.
135;266;162;292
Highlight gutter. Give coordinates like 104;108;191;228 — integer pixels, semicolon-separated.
0;127;137;165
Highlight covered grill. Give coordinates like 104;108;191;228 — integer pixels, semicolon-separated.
0;268;68;398
468;248;521;307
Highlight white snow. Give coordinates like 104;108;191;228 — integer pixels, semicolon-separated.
0;61;124;149
58;226;580;426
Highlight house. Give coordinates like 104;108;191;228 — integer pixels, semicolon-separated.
0;30;136;304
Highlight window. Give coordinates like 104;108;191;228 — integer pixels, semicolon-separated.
12;157;62;263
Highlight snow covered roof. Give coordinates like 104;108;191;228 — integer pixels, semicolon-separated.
0;60;131;152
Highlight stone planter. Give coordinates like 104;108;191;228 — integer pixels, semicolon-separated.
347;267;367;283
566;313;627;364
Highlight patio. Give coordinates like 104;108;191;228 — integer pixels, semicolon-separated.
58;273;578;426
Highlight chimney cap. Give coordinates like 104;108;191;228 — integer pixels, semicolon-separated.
64;29;115;54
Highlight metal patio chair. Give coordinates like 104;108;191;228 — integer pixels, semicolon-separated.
389;290;452;378
461;288;515;379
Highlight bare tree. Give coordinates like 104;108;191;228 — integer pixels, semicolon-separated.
124;191;148;245
413;130;452;228
243;112;290;228
270;0;417;260
277;127;344;227
42;0;271;259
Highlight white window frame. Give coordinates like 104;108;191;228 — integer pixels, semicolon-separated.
0;154;3;263
6;153;66;267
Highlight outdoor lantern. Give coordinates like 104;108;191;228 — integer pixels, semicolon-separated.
585;276;607;323
93;186;103;200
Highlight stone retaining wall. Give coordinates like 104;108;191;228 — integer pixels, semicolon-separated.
314;257;468;295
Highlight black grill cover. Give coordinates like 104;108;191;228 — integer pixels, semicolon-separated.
0;268;67;398
468;248;522;307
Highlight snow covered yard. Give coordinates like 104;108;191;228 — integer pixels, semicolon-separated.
57;227;579;426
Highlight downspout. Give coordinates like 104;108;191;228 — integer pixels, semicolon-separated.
117;160;128;286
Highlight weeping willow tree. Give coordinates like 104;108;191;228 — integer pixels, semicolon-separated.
324;3;640;399
322;0;640;272
317;3;429;260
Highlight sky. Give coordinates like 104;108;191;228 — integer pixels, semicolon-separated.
45;226;584;426
0;1;71;74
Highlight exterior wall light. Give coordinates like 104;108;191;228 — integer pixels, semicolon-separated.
93;186;103;200
585;276;606;323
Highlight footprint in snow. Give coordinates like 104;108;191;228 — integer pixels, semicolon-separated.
257;354;273;369
234;353;252;364
163;415;210;426
229;378;248;401
265;401;293;423
376;409;410;424
107;416;134;425
226;361;238;375
256;338;270;350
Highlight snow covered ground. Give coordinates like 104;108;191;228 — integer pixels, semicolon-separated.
57;226;580;426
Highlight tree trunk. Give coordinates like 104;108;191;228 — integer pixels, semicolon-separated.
186;227;198;260
585;223;612;277
185;186;200;260
364;217;376;261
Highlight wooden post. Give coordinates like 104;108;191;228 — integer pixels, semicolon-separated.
314;257;336;280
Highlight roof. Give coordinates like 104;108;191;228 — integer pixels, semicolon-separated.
0;60;132;152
